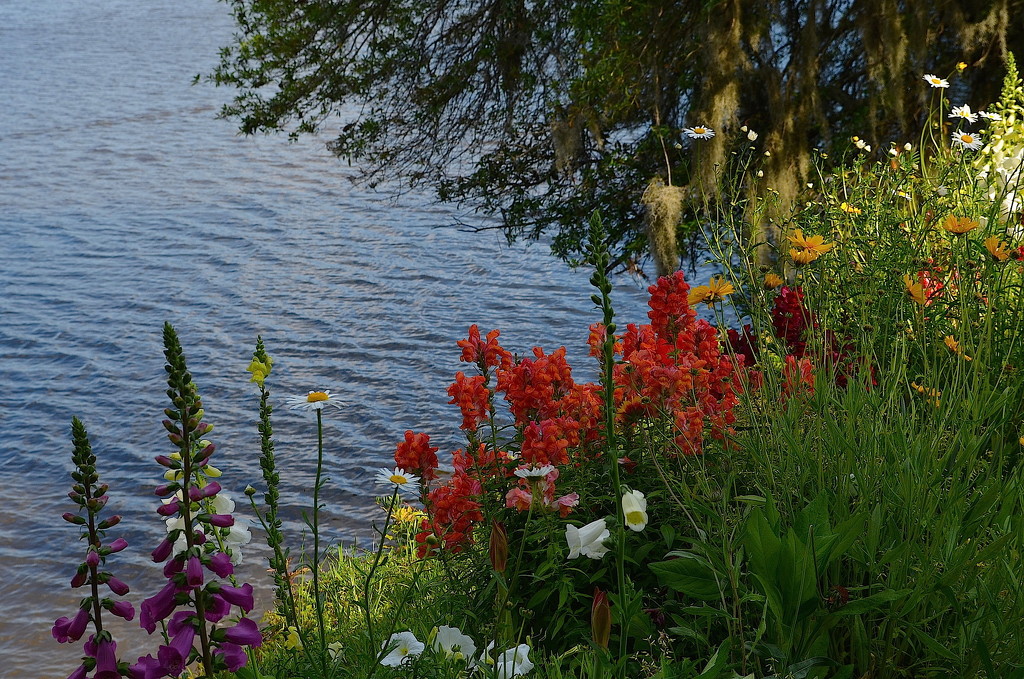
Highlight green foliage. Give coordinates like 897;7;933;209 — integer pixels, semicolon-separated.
210;0;1023;272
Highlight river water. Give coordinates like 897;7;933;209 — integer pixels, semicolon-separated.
0;1;675;676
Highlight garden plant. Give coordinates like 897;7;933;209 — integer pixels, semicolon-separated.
52;60;1024;678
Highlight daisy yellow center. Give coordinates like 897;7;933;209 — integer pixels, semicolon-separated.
960;134;975;144
930;77;941;84
389;473;409;484
306;391;330;402
693;127;707;134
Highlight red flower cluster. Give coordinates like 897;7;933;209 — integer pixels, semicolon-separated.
611;272;741;454
447;372;491;431
402;273;746;556
457;324;511;369
394;431;439;481
416;470;483;558
729;284;874;392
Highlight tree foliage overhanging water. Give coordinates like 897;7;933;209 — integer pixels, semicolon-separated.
211;0;1024;273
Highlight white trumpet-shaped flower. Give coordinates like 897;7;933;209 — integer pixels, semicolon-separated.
621;489;649;532
380;631;424;667
565;518;610;559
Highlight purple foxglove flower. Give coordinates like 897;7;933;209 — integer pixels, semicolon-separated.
214;642;248;672
207;551;233;578
157;644;186;678
97;514;121;529
128;654;163;679
67;663;88;679
218;617;263;647
155;454;177;468
151;537;174;563
85;550;100;568
204;593;230;623
157;622;195;676
92;638;120;679
140;580;180;633
70;567;88;588
167;610;193;637
108;599;135;621
156;500;179;517
106;576;130;596
188;481;221;501
52;606;90;643
163;556;184;578
185;555;203;588
207;514;234;528
105;538;129;554
215;582;254;612
193;530;208;545
153;483;179;497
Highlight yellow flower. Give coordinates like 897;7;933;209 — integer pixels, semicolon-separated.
687;276;735;307
787;229;834;265
840;202;862;214
247;357;273;386
957;61;968;72
392;506;427;524
984;235;1010;261
904;274;927;305
944;335;972;361
284;626;303;650
764;272;784;289
942;215;979;235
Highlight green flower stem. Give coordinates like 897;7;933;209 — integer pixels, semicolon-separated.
311;408;328;669
363;488;400;644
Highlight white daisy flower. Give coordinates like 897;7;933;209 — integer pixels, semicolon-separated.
374;467;421;494
951;129;983;151
380;631;424;667
286;389;344;411
512;464;556;479
949;105;978;123
923;74;949;88
683;125;715;140
979;110;1002;121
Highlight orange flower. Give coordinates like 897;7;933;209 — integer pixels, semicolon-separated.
942;215;979;235
904;274;927;305
687;275;735;307
764;272;784;289
788;229;834;265
984;235;1011;261
910;381;941;407
944;335;972;361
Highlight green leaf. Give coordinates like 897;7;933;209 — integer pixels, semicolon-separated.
649;552;723;601
834;588;911;616
911;626;957;660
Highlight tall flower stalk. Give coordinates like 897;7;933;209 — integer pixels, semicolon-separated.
286;387;344;671
54;417;134;679
133;323;262;677
245;338;300;627
588;214;628;676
